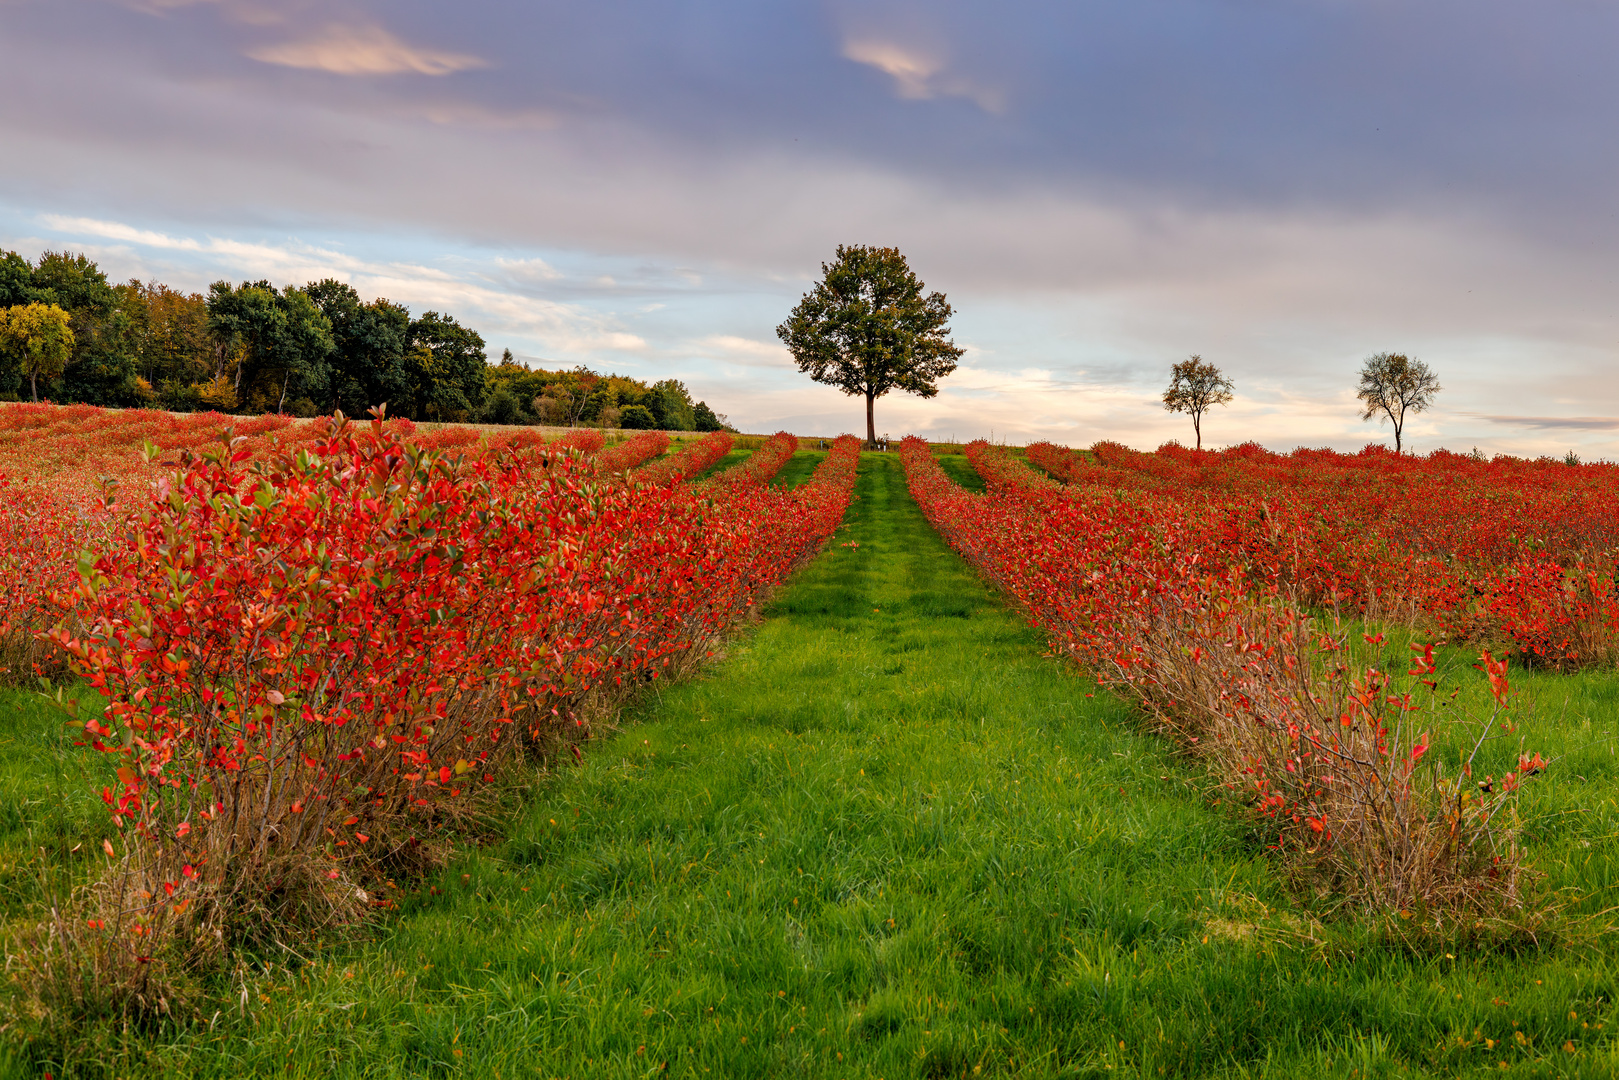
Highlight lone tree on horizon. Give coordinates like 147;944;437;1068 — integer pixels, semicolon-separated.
1162;355;1233;451
776;245;962;448
1356;351;1440;453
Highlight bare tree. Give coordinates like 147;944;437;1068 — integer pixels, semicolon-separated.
1356;352;1440;453
1162;355;1233;451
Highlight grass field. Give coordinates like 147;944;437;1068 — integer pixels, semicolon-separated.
2;452;1618;1077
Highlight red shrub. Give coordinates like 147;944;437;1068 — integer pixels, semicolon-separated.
903;436;1535;919
41;417;860;974
702;432;799;492
597;430;670;473
635;431;734;485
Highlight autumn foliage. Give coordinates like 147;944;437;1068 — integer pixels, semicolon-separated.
903;437;1546;920
632;430;735;485
596;429;670;473
1065;438;1619;667
700;432;800;492
2;403;861;1008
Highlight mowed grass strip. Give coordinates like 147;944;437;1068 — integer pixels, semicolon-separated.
690;447;753;481
9;454;1619;1078
933;451;986;492
770;448;827;489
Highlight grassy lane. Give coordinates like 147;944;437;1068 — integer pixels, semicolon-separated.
772;450;827;489
691;448;753;481
14;455;1619;1078
933;452;985;492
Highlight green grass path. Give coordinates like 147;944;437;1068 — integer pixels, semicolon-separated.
14;453;1619;1078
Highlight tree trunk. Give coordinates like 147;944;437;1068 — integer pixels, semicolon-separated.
1194;411;1202;451
866;391;876;449
29;371;37;403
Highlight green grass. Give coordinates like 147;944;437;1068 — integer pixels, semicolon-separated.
5;456;1619;1077
771;450;827;489
690;448;753;481
0;687;117;928
700;448;828;487
934;453;985;492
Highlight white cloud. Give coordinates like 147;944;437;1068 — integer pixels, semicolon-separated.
842;40;938;99
247;24;488;77
493;256;563;283
39;214;203;251
30;213;644;354
842;38;1005;112
693;334;793;368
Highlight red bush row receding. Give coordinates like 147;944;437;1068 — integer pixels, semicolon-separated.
634;431;735;485
48;418;861;944
1025;441;1088;484
965;441;1061;494
550;428;608;456
701;432;799;492
904;437;1536;917
0;479;100;683
596;430;671;473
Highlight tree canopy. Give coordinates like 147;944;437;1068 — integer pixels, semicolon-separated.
0;247;734;430
1356;352;1441;454
398;311;487;421
776;245;962;447
306;279;413;419
206;281;335;414
488;359;730;432
0;303;75;401
1161;355;1234;451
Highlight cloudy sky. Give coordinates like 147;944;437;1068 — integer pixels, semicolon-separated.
2;0;1616;453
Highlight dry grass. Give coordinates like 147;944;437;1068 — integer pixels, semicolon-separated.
1092;581;1533;927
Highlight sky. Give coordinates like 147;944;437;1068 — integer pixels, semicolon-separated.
2;0;1617;454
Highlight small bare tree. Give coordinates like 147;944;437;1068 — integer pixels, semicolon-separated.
1162;355;1233;451
1356;352;1440;453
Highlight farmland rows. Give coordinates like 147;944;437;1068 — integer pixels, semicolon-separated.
4;405;1619;1075
0;403;855;1008
901;438;1569;919
11;450;1615;1078
1027;438;1619;667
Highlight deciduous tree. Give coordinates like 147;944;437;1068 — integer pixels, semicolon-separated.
694;400;729;432
777;245;962;447
650;378;696;431
1162;355;1234;451
118;280;212;404
619;403;657;429
402;311;487;421
1356;352;1440;454
207;281;335;413
0;302;75;401
306;279;411;417
0;250;45;309
30;251;140;405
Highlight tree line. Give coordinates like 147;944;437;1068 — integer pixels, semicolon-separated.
0;248;730;430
